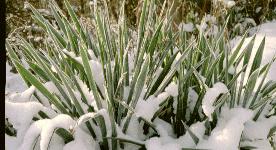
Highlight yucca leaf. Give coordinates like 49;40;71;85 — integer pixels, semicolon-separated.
20;38;73;109
123;55;150;133
104;82;118;150
239;146;257;150
243;35;256;66
227;64;247;89
11;59;69;114
6;42;31;87
181;121;199;145
147;50;178;97
45;23;66;49
261;81;276;96
28;3;67;48
192;67;208;92
131;55;150;106
148;20;163;56
249;59;275;107
242;69;260;107
95;116;109;150
153;42;194;96
55;128;74;144
64;0;86;45
63;18;79;55
27;2;47;29
138;117;158;133
134;0;149;66
79;45;103;109
45;53;86;116
237;35;256;105
28;61;50;82
253;101;267;121
77;113;108;149
229;32;247;66
205;53;223;86
49;3;66;35
46;127;74;149
249;37;265;75
267;126;276;138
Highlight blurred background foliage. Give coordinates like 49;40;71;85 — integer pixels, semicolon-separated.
6;0;276;45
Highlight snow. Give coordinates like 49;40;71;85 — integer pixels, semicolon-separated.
5;101;45;146
19;114;75;150
251;21;276;81
243;116;276;140
135;92;169;120
173;52;182;66
62;49;106;95
123;86;130;100
5;134;21;150
125;116;146;140
187;87;199;112
77;113;97;127
177;121;206;148
256;7;262;13
178;23;194;32
8;86;35;102
214;0;235;8
145;137;181;150
76;109;113;142
5;101;43;127
40;115;75;150
51;65;57;73
5;16;276;150
35;81;60;107
197;108;253;150
87;49;97;60
232;21;276;81
165;82;178;97
202;82;228;121
18;120;47;150
145;121;206;150
226;1;235;8
241;116;276;150
5;63;27;94
76;110;109;139
241;140;274;150
89;60;105;93
153;118;174;137
63;127;99;150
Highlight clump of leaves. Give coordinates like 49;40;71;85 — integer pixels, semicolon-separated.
6;0;275;149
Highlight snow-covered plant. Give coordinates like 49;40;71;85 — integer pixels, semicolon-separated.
6;0;276;149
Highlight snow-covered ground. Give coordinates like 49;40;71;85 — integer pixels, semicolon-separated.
231;21;276;81
5;21;276;150
6;63;27;94
249;21;276;81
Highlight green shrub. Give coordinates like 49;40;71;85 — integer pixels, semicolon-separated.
6;0;276;149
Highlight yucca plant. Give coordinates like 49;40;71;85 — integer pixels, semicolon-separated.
6;0;276;149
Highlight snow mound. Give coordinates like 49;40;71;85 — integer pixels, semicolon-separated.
165;82;178;97
135;92;169;120
197;108;253;150
202;82;228;121
241;116;276;150
145;121;206;150
63;127;99;150
5;63;27;94
19;114;75;150
232;21;276;81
